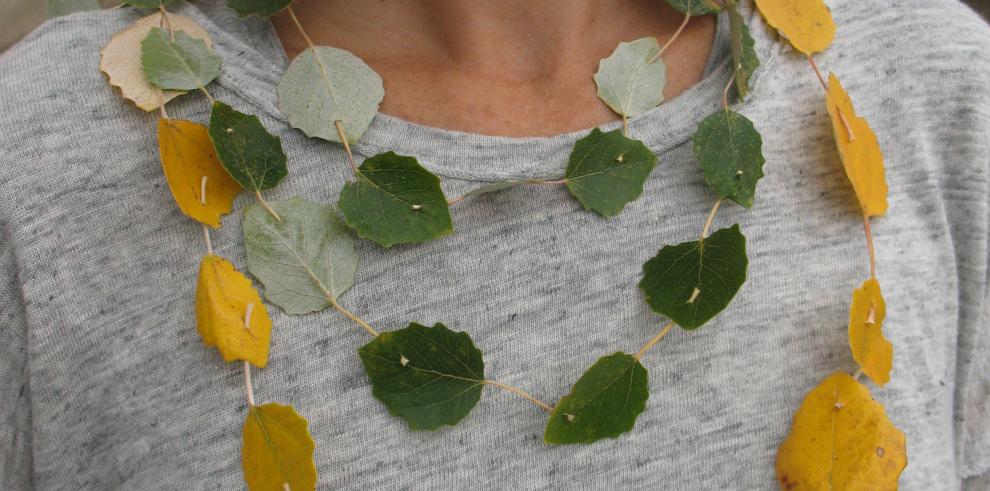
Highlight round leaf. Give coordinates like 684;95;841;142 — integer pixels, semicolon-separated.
639;224;748;329
278;46;384;144
157;119;242;228
848;278;892;386
753;0;835;55
776;372;907;489
593;37;667;118
141;27;221;91
358;323;485;431
564;129;658;217
208;101;288;193
338;152;453;247
226;0;292;17
243;197;358;315
544;352;649;444
195;254;272;368
242;403;318;491
666;0;722;15
693;110;766;208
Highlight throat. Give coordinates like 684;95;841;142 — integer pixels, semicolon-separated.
272;0;717;137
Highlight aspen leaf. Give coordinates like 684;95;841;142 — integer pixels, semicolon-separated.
848;278;892;386
358;323;485;431
338;152;453;247
243;197;358;315
242;403;318;491
728;6;760;100
776;372;907;490
157;119;241;227
226;0;293;17
594;38;667;118
47;0;100;18
208;101;288;193
564;129;658;217
665;0;722;16
141;28;221;91
639;224;748;329
693;110;766;208
544;352;648;444
278;46;385;144
753;0;835;55
195;254;272;368
100;12;212;111
826;74;889;217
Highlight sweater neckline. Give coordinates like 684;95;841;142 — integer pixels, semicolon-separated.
178;1;780;181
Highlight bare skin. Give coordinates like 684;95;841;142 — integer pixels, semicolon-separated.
272;0;715;137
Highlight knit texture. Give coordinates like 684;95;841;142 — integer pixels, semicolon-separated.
1;1;989;489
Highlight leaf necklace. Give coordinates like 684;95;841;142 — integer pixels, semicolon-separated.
94;0;906;488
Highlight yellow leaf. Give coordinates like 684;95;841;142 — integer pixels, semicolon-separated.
776;372;907;490
826;73;889;217
195;254;272;368
99;12;212;111
242;403;318;491
848;278;892;386
754;0;836;55
158;119;241;227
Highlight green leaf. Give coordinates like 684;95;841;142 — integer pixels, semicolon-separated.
278;46;384;144
338;152;453;247
46;0;100;18
593;37;667;117
141;28;221;91
544;352;649;444
121;0;176;8
242;403;317;491
225;0;292;17
728;6;760;100
243;197;358;315
693;110;765;208
358;323;485;431
564;129;658;217
639;224;748;330
665;0;722;16
208;101;288;192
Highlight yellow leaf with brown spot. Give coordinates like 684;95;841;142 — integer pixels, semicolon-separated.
195;254;271;368
826;73;889;217
158;119;241;227
848;278;892;386
100;12;213;111
776;372;907;490
754;0;836;55
242;403;318;491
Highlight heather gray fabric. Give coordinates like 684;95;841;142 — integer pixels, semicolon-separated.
2;0;989;489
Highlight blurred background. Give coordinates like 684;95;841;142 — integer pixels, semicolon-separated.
2;0;989;52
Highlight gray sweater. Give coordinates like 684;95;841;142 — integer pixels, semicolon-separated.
2;0;989;489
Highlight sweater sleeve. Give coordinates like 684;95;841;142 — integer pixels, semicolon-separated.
0;221;32;489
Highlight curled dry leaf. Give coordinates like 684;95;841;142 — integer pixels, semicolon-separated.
826;73;889;217
100;12;213;111
195;254;272;368
157;119;241;228
776;372;907;490
848;278;892;386
753;0;835;55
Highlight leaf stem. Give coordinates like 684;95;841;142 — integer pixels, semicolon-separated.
722;72;736;111
285;5;316;50
635;320;676;359
852;368;863;381
862;213;877;278
254;191;282;222
622;114;629;137
700;198;722;240
483;379;554;412
654;10;691;60
806;54;828;93
329;298;379;337
243;360;256;406
202;224;214;255
334;121;359;174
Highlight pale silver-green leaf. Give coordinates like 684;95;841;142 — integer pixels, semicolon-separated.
243;197;358;315
141;27;221;91
594;37;667;118
278;46;384;144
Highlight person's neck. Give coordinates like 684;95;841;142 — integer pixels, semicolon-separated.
272;0;716;137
